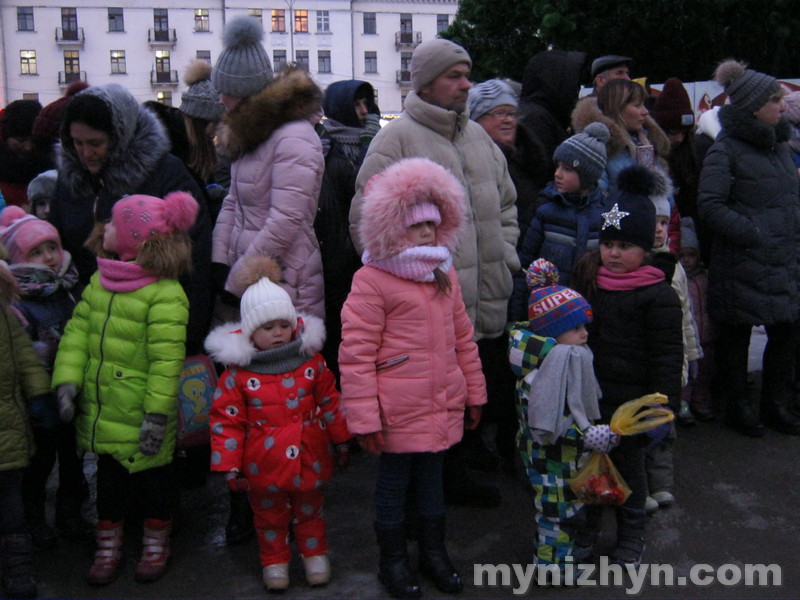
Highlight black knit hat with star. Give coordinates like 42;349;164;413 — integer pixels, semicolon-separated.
599;165;657;251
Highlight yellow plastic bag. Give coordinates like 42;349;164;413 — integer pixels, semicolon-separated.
569;452;632;505
610;393;674;436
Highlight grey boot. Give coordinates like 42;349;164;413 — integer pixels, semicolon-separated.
610;507;647;566
1;534;37;599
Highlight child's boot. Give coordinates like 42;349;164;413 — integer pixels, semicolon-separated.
134;518;172;582
610;507;646;566
1;534;37;598
302;553;330;586
375;522;421;599
87;520;124;585
262;563;290;591
417;515;462;593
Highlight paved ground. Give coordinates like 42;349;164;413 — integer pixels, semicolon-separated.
27;328;800;600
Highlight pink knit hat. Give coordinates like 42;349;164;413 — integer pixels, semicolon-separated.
0;205;63;264
404;202;442;228
111;191;198;261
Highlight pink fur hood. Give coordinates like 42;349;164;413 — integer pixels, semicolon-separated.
358;157;466;261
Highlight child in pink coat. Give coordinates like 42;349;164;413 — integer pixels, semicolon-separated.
339;157;487;598
206;256;351;592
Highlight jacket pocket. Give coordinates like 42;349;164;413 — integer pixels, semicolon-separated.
376;354;409;372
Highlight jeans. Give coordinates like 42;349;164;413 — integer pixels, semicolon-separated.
375;451;445;527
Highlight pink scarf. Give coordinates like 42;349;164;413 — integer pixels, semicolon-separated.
97;257;159;292
362;246;452;282
596;265;664;291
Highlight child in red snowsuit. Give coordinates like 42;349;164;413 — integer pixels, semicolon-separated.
206;256;351;592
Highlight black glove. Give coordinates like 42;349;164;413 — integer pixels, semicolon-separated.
211;262;231;295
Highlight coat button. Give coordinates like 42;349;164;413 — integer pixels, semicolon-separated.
116;371;122;377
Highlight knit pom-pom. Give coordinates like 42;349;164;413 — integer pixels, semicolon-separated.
231;255;283;291
714;59;746;88
222;15;264;50
617;164;657;197
184;59;212;86
584;122;611;144
0;205;27;227
161;191;199;232
526;258;560;291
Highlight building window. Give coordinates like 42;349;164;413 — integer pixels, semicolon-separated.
20;50;37;75
295;50;309;71
155;50;172;83
196;50;211;63
271;9;285;33
17;7;34;32
154;8;168;32
364;51;377;74
316;10;329;32
400;13;412;33
110;50;126;74
157;91;173;106
318;50;331;74
401;51;412;71
194;9;209;32
294;9;308;33
108;8;124;31
61;7;78;40
248;9;263;24
273;50;287;73
437;14;449;33
363;12;376;35
63;50;80;83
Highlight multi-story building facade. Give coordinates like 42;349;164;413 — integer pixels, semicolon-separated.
0;0;459;113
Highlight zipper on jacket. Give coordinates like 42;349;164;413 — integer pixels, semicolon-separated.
91;292;116;450
376;355;409;371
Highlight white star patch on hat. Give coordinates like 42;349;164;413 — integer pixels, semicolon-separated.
601;203;630;230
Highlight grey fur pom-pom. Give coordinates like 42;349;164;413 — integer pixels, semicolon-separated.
584;122;611;144
714;59;746;88
222;15;264;49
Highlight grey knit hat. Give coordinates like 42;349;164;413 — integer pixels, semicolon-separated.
26;169;57;202
552;122;610;189
714;59;779;113
180;60;224;121
410;38;471;93
212;16;273;98
467;79;518;121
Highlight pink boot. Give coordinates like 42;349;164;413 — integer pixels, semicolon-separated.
134;519;172;583
87;520;124;586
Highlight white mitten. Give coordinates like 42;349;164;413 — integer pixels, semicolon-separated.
583;424;620;454
138;413;168;456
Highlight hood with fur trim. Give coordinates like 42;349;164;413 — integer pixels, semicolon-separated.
58;84;170;205
220;69;322;158
205;312;325;367
358;157;466;261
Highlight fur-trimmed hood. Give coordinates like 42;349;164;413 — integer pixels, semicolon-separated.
220;69;322;158
58;83;170;205
571;95;671;160
204;312;325;367
718;104;791;149
359;157;466;261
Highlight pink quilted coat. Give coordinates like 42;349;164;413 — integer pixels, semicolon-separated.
338;158;487;453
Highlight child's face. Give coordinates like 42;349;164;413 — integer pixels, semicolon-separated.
654;215;669;249
102;221;120;254
554;161;583;195
556;323;588;346
600;240;647;273
406;221;437;247
33;200;51;220
26;240;61;271
251;319;293;351
678;247;699;272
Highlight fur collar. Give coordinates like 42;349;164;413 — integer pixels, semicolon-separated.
204;313;325;367
718;105;791;149
571;96;671;160
220;70;322;158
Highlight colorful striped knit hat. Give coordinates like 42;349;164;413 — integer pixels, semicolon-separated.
526;259;592;339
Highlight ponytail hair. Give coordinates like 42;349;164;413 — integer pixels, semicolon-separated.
433;267;452;295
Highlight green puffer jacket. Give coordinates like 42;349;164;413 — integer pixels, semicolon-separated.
1;304;51;471
52;272;188;473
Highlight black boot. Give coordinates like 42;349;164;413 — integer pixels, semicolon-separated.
417;516;462;593
1;534;37;599
610;507;646;566
225;489;254;545
375;523;421;599
725;395;764;437
761;397;800;435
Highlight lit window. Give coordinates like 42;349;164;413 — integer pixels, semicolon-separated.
110;50;126;74
294;9;308;33
194;9;209;32
271;10;285;33
20;50;37;75
248;9;262;24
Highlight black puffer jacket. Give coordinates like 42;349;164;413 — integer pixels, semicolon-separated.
587;280;683;412
697;105;800;325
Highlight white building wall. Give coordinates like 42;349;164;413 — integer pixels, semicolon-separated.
0;0;459;112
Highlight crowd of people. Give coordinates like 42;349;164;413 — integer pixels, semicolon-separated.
1;14;799;599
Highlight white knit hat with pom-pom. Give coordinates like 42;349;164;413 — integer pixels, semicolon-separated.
235;255;297;338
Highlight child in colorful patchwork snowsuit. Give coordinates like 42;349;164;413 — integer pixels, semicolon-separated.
509;259;619;580
206;255;351;592
52;191;198;585
0;206;88;547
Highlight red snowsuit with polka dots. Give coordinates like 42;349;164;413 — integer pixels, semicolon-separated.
210;349;350;566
